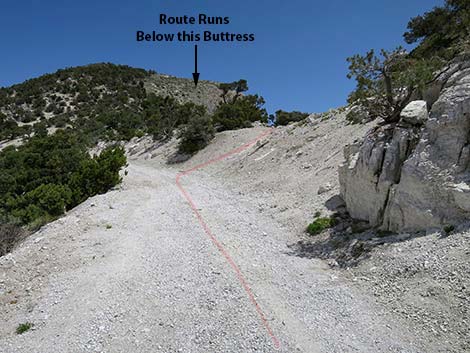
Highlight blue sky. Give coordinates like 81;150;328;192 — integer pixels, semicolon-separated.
0;0;444;114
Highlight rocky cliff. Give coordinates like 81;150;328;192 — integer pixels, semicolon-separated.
340;56;470;231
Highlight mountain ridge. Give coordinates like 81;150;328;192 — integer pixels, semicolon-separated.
0;63;224;142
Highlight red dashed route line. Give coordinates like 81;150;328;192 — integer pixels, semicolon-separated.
175;128;281;350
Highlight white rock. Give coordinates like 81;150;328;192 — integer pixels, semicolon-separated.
400;100;428;125
340;58;470;231
317;183;332;194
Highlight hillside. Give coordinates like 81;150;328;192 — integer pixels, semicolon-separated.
1;113;468;352
0;63;224;144
145;73;224;114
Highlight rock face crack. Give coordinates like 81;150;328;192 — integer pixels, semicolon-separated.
339;122;421;228
340;58;470;231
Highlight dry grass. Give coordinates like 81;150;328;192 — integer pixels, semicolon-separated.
0;224;28;257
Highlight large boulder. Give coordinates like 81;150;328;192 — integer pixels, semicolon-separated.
339;57;470;231
400;100;428;125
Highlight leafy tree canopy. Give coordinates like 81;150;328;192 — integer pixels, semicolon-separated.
347;48;442;122
0;130;126;226
274;110;309;126
404;0;470;59
219;79;249;103
212;94;267;131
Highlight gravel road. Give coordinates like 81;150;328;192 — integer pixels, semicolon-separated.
0;130;427;352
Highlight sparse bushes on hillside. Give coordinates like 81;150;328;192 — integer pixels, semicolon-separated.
0;63;150;144
0;113;20;140
1;64;267;148
0;63;149;127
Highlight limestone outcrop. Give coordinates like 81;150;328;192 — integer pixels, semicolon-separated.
339;57;470;231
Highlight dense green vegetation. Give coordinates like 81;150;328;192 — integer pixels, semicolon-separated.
306;217;338;236
346;0;469;123
404;0;470;59
209;80;268;131
178;115;215;154
212;94;267;131
0;131;126;228
143;94;207;141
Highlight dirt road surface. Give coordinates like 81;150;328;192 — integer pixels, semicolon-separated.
0;128;426;353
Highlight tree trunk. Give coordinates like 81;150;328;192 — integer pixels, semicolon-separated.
383;72;394;107
384;86;414;124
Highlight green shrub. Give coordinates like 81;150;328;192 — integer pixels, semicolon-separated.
11;184;72;223
178;115;215;154
306;217;337;236
142;94;207;140
443;224;455;234
16;323;33;335
212;95;267;131
68;146;126;207
0;132;126;228
275;110;309;126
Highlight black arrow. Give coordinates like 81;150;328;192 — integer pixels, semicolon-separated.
192;45;200;87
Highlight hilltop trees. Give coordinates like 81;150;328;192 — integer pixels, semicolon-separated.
219;79;248;103
1;63;269;148
212;94;267;131
211;79;268;131
274;110;309;126
404;0;470;59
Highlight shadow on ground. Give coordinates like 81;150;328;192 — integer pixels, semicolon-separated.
286;195;450;267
